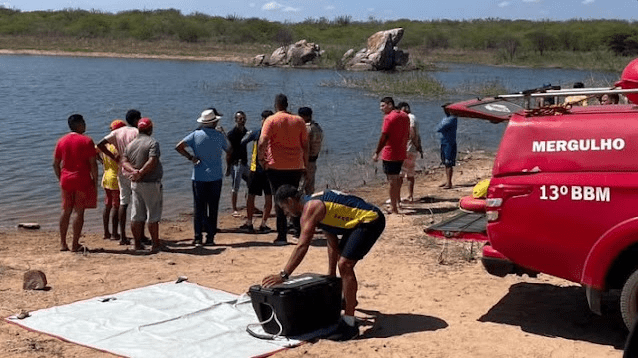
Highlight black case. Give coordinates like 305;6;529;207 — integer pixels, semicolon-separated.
249;273;342;336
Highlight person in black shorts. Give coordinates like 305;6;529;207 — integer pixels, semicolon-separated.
372;97;410;214
263;185;386;341
238;110;274;233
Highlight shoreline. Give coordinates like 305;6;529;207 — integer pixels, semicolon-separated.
0;49;254;63
8;152;494;235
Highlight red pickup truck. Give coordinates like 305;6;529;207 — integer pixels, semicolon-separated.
426;59;638;330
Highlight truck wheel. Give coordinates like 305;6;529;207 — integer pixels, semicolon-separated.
621;269;638;330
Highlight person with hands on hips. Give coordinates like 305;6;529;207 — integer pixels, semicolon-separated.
175;108;230;246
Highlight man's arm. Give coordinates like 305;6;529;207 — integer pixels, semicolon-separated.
257;134;269;169
262;200;326;287
175;140;199;164
372;132;389;162
241;130;258;146
130;156;158;182
52;157;62;181
89;156;98;188
410;125;424;158
302;129;309;171
96;138;118;162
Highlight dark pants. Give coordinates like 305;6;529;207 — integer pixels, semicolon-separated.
266;169;303;241
192;180;222;239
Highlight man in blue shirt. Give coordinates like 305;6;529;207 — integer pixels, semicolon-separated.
436;103;458;189
175;108;230;246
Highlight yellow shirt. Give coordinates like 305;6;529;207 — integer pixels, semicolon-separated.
101;143;119;190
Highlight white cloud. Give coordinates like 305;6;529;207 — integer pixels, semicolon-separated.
498;1;510;7
325;5;335;10
582;0;594;4
367;8;375;12
262;1;282;11
283;6;299;12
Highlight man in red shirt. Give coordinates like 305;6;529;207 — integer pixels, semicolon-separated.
372;97;410;214
53;114;98;252
258;94;309;245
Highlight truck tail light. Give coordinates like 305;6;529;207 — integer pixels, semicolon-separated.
485;184;533;222
486;211;499;222
486;198;502;208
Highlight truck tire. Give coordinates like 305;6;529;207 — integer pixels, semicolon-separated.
621;269;638;330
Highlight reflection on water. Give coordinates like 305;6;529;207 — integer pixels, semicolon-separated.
0;55;618;231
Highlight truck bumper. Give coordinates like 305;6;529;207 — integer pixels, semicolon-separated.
482;245;539;278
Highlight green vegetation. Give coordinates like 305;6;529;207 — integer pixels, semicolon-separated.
322;72;447;97
0;7;637;73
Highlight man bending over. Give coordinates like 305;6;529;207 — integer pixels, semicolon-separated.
263;185;386;341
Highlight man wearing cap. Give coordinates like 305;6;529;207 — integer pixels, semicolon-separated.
372;97;410;214
436;104;457;189
97;109;142;245
121;118;163;252
258;94;309;245
175;108;230;246
53;114;98;252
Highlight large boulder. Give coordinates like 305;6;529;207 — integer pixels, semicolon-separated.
345;28;409;71
265;40;321;67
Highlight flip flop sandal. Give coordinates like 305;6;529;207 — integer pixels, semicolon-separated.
71;245;87;253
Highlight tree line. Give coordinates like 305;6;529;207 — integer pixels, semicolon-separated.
1;7;637;59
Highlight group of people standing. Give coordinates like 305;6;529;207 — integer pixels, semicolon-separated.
52;93;457;341
54;110;162;252
52;94;327;253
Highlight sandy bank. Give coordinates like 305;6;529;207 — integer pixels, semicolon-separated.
0;49;253;63
0;153;626;357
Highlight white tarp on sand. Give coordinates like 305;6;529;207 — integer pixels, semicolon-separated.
5;281;302;358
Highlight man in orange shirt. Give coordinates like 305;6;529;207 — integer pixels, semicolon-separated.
258;94;309;245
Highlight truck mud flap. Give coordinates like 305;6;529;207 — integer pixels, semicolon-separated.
424;210;488;242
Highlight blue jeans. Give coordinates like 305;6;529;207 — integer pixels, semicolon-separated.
192;180;222;239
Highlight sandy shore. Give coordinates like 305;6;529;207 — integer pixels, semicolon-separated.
0;152;627;357
0;49;253;63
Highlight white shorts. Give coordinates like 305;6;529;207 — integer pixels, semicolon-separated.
401;152;417;178
131;182;163;223
118;173;133;206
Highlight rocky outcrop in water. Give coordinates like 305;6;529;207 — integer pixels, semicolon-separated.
343;28;409;71
256;40;321;67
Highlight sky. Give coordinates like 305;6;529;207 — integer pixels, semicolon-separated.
2;0;636;22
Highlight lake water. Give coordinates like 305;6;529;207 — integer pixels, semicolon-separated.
0;55;619;232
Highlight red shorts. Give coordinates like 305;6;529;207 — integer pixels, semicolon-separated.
61;186;97;210
104;188;120;208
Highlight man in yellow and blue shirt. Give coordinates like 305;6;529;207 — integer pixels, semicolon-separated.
262;185;385;341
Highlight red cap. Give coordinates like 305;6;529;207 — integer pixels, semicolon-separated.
110;119;126;131
137;117;153;131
